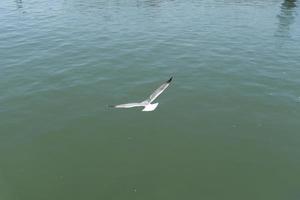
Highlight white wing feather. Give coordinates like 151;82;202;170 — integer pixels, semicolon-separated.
113;103;144;108
147;77;172;103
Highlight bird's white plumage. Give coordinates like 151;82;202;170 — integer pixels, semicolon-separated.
110;77;172;112
142;103;159;112
147;81;171;103
114;103;145;108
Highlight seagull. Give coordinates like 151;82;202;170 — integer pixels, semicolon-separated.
110;77;173;112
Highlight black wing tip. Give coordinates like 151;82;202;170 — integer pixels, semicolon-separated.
167;76;173;83
108;105;115;108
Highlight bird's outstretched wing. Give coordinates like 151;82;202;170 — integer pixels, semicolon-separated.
109;103;144;109
147;77;173;103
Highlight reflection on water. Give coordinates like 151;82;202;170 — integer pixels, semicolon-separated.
135;0;174;8
276;0;297;37
15;0;22;9
139;0;163;7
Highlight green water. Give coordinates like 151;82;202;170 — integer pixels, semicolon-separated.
1;0;300;199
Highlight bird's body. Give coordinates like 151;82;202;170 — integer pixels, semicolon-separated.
142;102;159;111
110;77;173;112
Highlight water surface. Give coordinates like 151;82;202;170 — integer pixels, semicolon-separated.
0;0;300;199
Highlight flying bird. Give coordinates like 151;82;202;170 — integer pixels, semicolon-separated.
110;77;173;112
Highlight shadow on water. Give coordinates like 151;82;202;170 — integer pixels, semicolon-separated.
276;0;297;37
